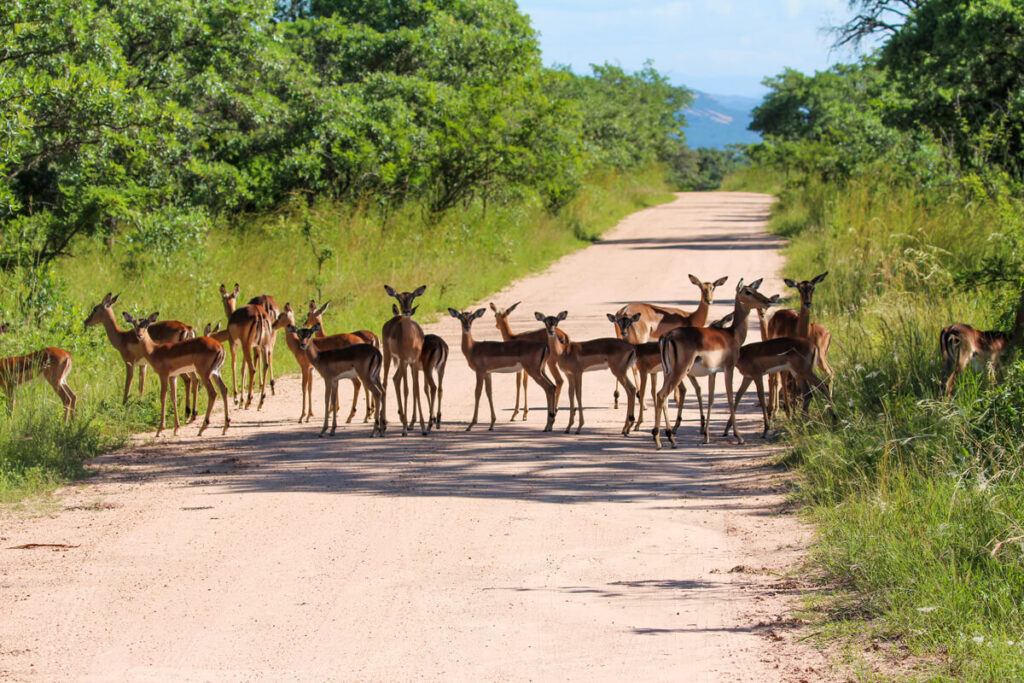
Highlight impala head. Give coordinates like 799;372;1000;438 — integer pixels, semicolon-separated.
220;283;240;312
489;301;520;325
84;292;120;329
203;321;221;335
273;303;296;330
124;311;160;342
305;299;330;327
534;311;568;337
689;274;729;306
783;272;828;310
385;284;426;317
448;307;485;332
286;323;320;350
709;312;735;329
607;312;642;335
734;278;774;313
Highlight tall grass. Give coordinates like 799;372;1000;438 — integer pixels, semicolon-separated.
733;168;1024;679
0;166;674;501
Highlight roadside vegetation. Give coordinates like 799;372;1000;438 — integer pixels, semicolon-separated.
731;1;1024;679
0;1;684;500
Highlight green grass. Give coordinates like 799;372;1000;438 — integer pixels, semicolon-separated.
750;168;1024;679
0;166;674;502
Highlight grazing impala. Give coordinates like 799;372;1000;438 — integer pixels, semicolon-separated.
286;323;385;438
612;274;728;406
0;323;76;421
940;324;1012;397
535;311;637;436
652;279;775;449
490;301;567;420
449;308;557;432
611;311;734;433
124;312;230;436
382;285;427;436
219;284;272;409
766;273;833;417
305;299;379;422
84;293;198;418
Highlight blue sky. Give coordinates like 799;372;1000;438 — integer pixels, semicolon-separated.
517;0;869;97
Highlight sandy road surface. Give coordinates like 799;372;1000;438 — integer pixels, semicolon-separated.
1;192;832;682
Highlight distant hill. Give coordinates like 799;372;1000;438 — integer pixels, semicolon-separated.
683;91;762;150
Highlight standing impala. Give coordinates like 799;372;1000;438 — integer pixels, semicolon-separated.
247;293;280;395
305;299;379;422
219;284;271;410
449;308;557;432
612;275;728;407
535;311;637;436
286;323;385;438
0;323;76;421
766;273;833;417
124;312;230;437
393;304;448;430
84;293;198;418
490;301;567;420
382;285;427;436
651;279;775;449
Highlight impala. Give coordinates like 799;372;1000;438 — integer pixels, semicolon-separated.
940;324;1012;397
728;334;837;442
490;301;567;420
219;284;272;409
203;322;230;344
286;323;385;437
382;285;427;436
392;303;448;430
449;308;556;432
84;293;198;418
247;293;280;395
612;274;727;407
535;311;637;436
766;273;833;417
0;323;76;421
305;299;379;422
611;311;734;433
652;278;775;449
125;312;230;436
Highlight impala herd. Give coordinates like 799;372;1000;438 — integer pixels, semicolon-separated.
0;272;1015;448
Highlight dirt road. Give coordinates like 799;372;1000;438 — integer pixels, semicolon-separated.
1;192;831;681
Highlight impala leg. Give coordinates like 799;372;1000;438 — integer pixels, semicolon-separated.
652;367;682;450
257;346;269;410
731;375;754;438
673;379;686;435
169;377;181;436
511;370;522;421
436;365;445;429
213;369;230;435
321;377;332;437
521;372;528;421
138;363;147;396
412;362;427;435
468;373;484;431
753;375;771;438
298;366;308;423
564;373;576;434
767;372;778;419
346;378;360;423
330;379;340;436
392;366;408;436
725;367;742;445
574;376;585;435
484;373;497;431
156;377;169;437
198;372;216;436
616;371;637;437
635;372;647;432
123;363;134;405
524;364;556;432
381;348;391;431
549;358;564;410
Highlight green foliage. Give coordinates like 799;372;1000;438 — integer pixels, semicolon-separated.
666;145;745;191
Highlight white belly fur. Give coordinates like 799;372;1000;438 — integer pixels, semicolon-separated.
491;363;524;374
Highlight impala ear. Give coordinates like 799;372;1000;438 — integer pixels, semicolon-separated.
147;312;160;324
232;284;239;295
688;274;701;286
534;312;546;322
393;304;400;316
812;271;829;285
506;301;520;314
315;301;330;316
489;302;498;312
102;292;112;304
384;285;397;298
219;284;227;295
713;276;728;287
109;293;120;306
749;278;763;290
557;311;567;321
448;308;460;318
283;302;293;313
769;294;781;303
411;305;419;316
311;322;321;334
784;278;797;288
122;312;135;324
412;285;426;298
286;325;297;334
735;278;745;292
606;313;617;323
